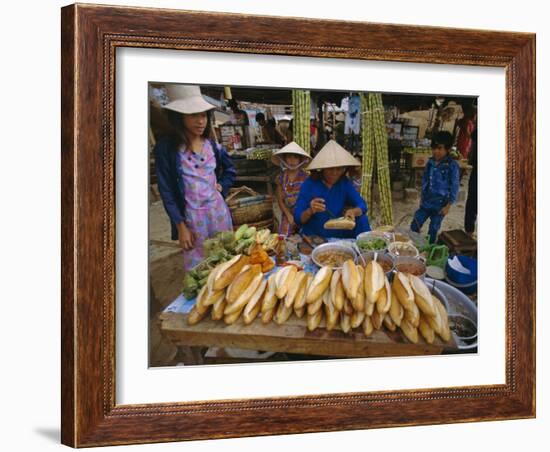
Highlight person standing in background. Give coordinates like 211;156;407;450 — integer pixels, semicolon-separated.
410;131;460;244
155;85;236;271
456;104;477;159
271;142;311;237
256;112;286;145
464;129;478;236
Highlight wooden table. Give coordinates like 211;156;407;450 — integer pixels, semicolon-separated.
160;312;456;360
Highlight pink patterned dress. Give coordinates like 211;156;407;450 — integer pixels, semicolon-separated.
276;169;308;236
179;140;233;270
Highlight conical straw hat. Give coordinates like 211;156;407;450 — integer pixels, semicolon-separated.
271;141;311;167
163;85;216;114
306;140;360;170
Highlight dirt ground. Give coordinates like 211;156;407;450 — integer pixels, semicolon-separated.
148;171;475;366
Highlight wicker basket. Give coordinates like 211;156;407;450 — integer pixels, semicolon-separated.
226;186;273;226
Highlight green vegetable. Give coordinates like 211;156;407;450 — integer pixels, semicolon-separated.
182;274;199;299
235;224;249;241
243;226;257;239
219;231;236;246
198;269;211;279
235;237;255;253
357;237;387;251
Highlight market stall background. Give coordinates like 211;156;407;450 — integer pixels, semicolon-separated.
148;83;478;366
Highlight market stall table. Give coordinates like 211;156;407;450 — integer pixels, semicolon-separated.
159;293;458;363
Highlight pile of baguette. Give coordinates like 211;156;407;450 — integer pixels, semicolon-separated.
187;255;452;345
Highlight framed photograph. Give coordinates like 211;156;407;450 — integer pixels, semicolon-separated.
61;3;535;447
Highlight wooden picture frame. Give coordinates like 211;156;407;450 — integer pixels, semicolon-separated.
61;3;535;447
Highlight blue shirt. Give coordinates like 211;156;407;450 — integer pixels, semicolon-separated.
421;156;460;206
294;176;369;238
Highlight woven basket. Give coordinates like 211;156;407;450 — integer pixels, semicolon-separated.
226;186;273;226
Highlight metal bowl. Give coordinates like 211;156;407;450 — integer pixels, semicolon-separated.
387;241;419;258
393;255;427;279
355;232;390;253
424;277;478;351
355;251;395;277
311;242;357;270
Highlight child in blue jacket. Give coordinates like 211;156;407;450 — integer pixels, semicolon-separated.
410;131;459;243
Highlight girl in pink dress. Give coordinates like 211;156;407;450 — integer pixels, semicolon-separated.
271;142;311;237
155;85;236;271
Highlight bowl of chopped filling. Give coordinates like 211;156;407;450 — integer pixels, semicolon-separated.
311;243;357;270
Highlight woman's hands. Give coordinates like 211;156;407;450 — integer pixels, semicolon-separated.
343;207;362;219
215;183;223;192
177;222;195;251
284;209;295;227
309;198;326;214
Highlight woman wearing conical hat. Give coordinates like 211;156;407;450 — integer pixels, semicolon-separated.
271;142;311;237
293;140;371;238
154;84;236;271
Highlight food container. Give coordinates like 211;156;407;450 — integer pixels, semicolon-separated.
387;241;419;258
445;255;478;285
393;255;426;278
311;242;357;270
355;251;395;277
356;232;390;253
426;265;445;280
425;277;478;351
448;314;477;341
444;276;478;295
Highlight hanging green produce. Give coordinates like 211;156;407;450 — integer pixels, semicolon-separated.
360;93;393;226
292;89;311;154
360;93;375;216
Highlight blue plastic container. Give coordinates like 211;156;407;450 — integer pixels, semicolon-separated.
445;255;477;285
445;276;478;295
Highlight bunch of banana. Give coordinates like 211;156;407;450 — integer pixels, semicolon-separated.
391;271;452;344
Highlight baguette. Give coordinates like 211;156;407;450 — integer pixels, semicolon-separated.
351;266;366;312
351;310;366;329
392;272;415;310
364;260;385;304
187;305;209;325
409;274;436;317
225;272;264;315
226;264;261;303
418;316;435;344
275;265;298;299
342;259;360;301
362;316;374;337
285;271;307;308
340;312;351;333
307;309;323;331
400;319;419;343
213;254;249;291
306;266;333;304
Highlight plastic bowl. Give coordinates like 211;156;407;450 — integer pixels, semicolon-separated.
444;276;477;295
445;255;477;285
